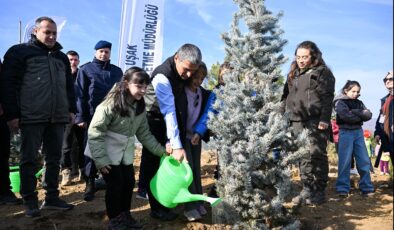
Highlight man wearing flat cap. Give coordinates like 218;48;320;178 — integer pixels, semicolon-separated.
74;40;123;201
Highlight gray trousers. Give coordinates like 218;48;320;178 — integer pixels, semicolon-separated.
291;120;329;192
183;139;202;211
20;123;64;208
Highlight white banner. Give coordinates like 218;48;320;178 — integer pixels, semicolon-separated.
23;16;67;43
117;0;165;75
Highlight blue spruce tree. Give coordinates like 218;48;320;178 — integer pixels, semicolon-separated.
208;0;309;228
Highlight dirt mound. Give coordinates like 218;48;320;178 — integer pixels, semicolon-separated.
0;149;392;230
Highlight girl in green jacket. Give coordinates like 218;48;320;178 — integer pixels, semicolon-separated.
87;67;168;230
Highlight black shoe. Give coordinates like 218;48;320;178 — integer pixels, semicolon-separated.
0;192;22;205
337;192;349;199
136;189;149;200
122;211;143;229
40;198;74;210
25;208;41;218
308;191;326;205
84;180;96;201
150;209;178;221
108;214;129;230
95;177;107;190
25;203;41;218
208;186;218;198
361;191;374;198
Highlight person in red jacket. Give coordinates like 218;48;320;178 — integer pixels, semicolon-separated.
331;117;339;152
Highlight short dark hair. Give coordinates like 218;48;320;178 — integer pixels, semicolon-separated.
66;50;79;58
176;44;202;65
35;16;56;28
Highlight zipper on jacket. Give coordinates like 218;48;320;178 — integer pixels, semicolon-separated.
48;52;56;122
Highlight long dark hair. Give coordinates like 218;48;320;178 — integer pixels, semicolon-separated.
340;80;361;96
108;67;150;117
288;41;326;82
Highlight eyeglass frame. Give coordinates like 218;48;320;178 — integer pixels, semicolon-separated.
383;77;393;83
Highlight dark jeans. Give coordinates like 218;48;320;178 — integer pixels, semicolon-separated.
61;124;85;171
183;139;202;211
80;123;98;180
292;120;329;192
20;123;64;207
102;164;135;219
0;117;11;195
140;113;169;212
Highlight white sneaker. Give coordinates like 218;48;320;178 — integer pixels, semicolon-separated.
350;168;358;175
61;169;71;186
184;209;201;222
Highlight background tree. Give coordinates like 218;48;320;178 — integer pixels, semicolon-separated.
203;62;221;90
208;0;309;228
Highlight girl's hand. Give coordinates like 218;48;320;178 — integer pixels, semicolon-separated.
100;165;111;174
318;121;329;130
191;134;201;145
165;142;172;155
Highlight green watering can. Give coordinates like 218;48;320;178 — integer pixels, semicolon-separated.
9;166;44;193
150;156;221;208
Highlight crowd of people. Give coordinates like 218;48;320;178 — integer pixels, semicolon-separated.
0;16;393;229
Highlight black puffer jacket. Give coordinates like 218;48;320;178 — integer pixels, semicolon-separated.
334;94;372;129
0;36;76;124
282;65;335;123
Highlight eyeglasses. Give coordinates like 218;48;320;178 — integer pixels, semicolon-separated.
383;77;393;83
193;94;200;107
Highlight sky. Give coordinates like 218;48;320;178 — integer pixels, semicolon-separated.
0;0;392;117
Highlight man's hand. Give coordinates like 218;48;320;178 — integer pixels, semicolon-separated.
7;118;19;133
77;122;87;128
172;148;187;162
165;142;172;155
100;165;111;174
191;133;201;145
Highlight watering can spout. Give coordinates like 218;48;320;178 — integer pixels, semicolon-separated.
173;188;222;207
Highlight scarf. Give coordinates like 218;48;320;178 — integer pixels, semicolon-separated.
382;95;393;139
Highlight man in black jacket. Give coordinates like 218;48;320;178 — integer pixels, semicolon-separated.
142;43;201;221
0;16;76;217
